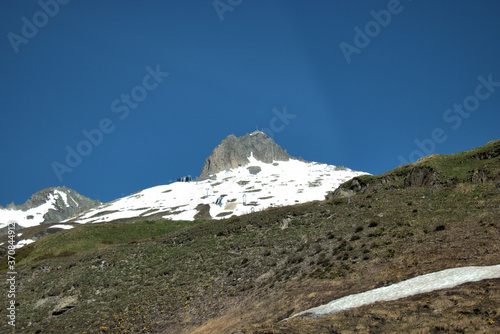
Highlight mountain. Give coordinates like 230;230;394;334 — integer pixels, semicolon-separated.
62;132;366;225
198;131;294;179
1;139;498;334
0;186;100;230
0;131;367;247
66;155;366;225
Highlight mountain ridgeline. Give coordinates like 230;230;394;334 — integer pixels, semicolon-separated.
198;131;294;179
328;139;500;199
0;186;100;229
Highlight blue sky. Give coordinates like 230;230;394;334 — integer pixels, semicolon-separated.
1;0;500;205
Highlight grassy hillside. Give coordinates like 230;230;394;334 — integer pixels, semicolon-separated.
0;220;205;269
0;140;499;334
331;139;500;196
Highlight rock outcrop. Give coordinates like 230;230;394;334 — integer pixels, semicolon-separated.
326;166;441;199
198;131;293;179
326;139;500;199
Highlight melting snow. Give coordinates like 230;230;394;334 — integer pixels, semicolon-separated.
15;239;35;249
70;196;79;207
0;190;79;229
0;199;57;229
49;224;74;230
68;156;368;224
55;189;69;207
286;264;500;320
0;156;368;228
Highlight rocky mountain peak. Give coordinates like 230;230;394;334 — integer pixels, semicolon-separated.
17;186;98;210
0;186;101;227
198;131;294;179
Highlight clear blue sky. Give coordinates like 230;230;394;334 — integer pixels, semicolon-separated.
1;0;500;206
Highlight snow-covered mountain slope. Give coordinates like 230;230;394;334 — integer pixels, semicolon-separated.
0;187;100;229
67;154;368;225
0;190;65;229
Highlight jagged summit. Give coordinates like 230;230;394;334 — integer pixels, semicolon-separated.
198;131;293;179
0;187;101;228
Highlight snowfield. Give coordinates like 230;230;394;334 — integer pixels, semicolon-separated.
286;264;500;320
65;154;368;224
1;154;368;249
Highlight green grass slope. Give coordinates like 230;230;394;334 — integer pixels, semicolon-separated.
0;220;205;269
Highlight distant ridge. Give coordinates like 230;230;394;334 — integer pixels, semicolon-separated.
198;131;293;179
0;186;100;229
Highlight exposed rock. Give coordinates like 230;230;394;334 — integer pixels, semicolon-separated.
327;166;440;199
247;166;262;175
280;217;291;230
403;167;438;187
471;168;489;184
199;131;293;179
325;187;356;200
194;204;211;220
11;186;101;224
472;145;500;160
52;295;78;316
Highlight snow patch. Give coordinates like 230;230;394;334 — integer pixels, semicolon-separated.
15;239;35;249
70;196;79;207
55;190;69;207
286;264;500;320
49;224;74;230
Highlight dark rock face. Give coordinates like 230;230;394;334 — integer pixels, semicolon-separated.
15;186;100;224
247;166;262;175
403;167;438;188
326;166;440;200
199;131;293;179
